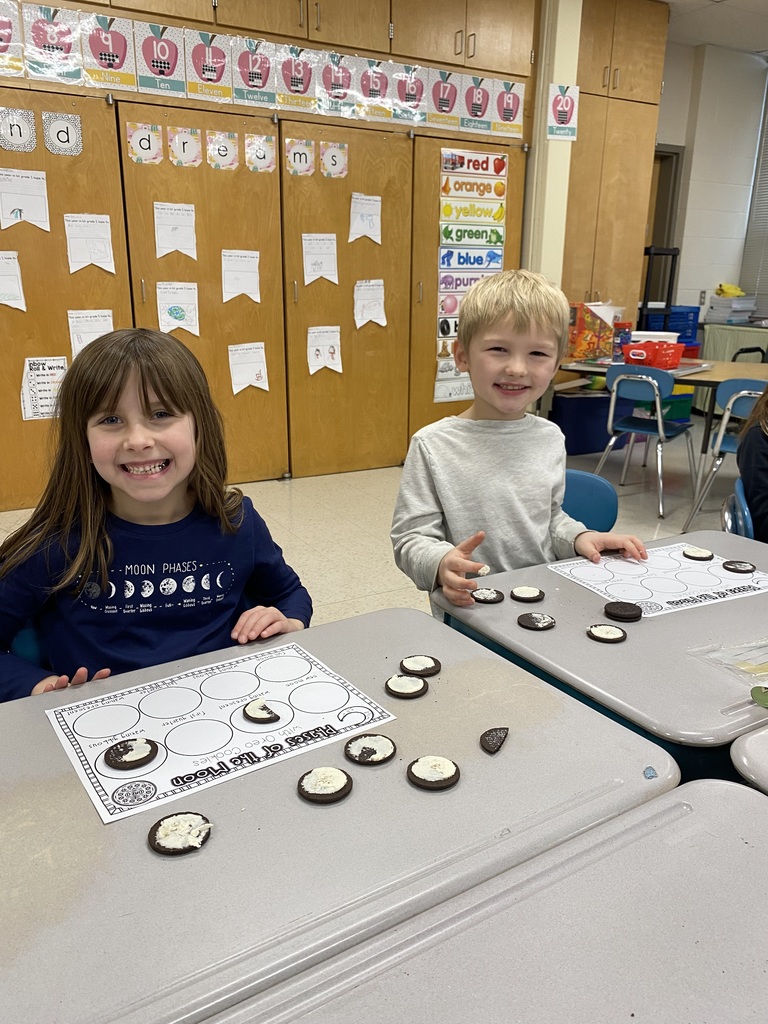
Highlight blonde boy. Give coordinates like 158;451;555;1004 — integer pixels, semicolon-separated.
391;270;646;607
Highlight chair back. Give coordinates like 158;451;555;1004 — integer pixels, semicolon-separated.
563;469;619;531
9;620;48;667
710;379;766;457
732;346;768;364
605;364;677;401
721;478;754;539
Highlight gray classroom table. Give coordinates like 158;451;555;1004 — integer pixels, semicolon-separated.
220;779;768;1024
731;723;768;792
2;609;677;1024
433;530;768;781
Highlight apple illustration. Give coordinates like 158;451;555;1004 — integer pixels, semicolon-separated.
191;32;226;84
361;59;388;100
321;52;351;99
238;39;270;88
397;65;424;107
281;46;312;95
497;84;520;123
0;17;13;54
432;71;457;113
89;17;127;70
31;9;72;58
465;77;489;118
141;25;178;78
552;86;574;124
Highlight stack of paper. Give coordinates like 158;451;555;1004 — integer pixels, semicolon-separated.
705;295;756;324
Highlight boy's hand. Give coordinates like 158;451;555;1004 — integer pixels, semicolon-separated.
232;606;305;643
437;530;488;607
31;666;111;696
574;531;648;564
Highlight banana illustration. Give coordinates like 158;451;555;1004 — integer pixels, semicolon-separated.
492;202;505;222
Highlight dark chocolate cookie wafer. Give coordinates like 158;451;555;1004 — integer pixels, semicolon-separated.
480;727;509;754
407;756;460;790
399;655;441;677
517;612;556;631
105;737;158;771
242;699;280;724
604;601;642;623
148;812;211;856
297;766;353;804
344;734;396;765
385;673;429;699
586;623;627;644
682;546;713;561
472;588;504;604
722;560;756;574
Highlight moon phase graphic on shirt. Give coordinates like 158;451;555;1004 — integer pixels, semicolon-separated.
182;575;195;592
140;580;154;598
106;582;116;599
201;573;210;590
159;578;177;596
84;582;100;599
124;581;134;599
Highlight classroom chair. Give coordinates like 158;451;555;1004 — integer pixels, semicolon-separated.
562;469;619;531
682;378;765;532
733;346;768;363
594;364;696;519
721;478;754;539
9;619;48;668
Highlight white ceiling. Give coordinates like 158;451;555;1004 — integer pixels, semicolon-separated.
666;0;768;57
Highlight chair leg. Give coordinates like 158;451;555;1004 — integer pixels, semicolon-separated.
684;430;697;497
682;454;724;533
594;435;621;477
620;434;636;486
656;440;665;518
642;435;651;468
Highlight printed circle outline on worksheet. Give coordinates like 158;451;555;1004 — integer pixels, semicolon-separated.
231;699;295;733
289;680;350;714
94;742;168;780
165;719;234;756
139;686;203;719
255;654;312;683
200;670;260;701
73;704;140;739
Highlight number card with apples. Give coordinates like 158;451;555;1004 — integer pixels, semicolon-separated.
22;4;81;83
81;14;137;92
185;30;232;104
134;22;186;97
0;0;24;79
232;37;276;108
547;84;578;141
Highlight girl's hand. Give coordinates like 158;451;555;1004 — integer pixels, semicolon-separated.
574;531;648;564
437;530;487;607
31;666;111;696
231;606;305;643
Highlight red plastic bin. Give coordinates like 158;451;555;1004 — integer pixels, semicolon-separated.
622;341;683;369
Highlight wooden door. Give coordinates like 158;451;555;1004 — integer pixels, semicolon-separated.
118;102;289;484
215;0;309;38
0;88;133;511
592;98;659;321
561;93;608;304
391;0;467;67
576;0;615;96
309;0;392;52
118;0;214;23
409;136;526;436
281;121;412;477
465;0;536;77
611;0;668;104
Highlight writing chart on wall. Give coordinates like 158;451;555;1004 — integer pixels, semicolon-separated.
280;119;412;478
117;102;288;484
408;136;526;437
0;88;132;513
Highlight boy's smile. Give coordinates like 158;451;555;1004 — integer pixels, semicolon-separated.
453;318;560;421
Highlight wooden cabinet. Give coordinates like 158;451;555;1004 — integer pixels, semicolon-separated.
578;0;668;104
116;0;215;23
562;94;658;324
391;0;535;78
216;0;392;52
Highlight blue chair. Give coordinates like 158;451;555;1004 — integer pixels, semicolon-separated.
682;378;765;532
9;619;48;668
562;469;618;531
594;364;696;519
721;478;754;539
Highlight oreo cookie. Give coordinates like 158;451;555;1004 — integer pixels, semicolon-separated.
105;737;158;771
682;546;713;561
297;766;353;804
344;734;396;765
148;812;211;856
480;727;508;754
242;700;280;724
603;601;642;622
472;588;504;604
517;612;556;631
399;655;441;677
586;623;627;644
722;560;756;574
510;586;545;603
407;755;460;790
385;673;429;699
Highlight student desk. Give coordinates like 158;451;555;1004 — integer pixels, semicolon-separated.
225;780;768;1024
1;609;678;1024
433;531;768;781
731;723;768;792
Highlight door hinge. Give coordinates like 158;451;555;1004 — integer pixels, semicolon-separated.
530;48;535;64
389;22;394;40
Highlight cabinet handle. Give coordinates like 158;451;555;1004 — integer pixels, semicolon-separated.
293;281;298;303
467;33;476;58
298;0;304;27
454;29;464;55
603;65;610;88
315;2;320;30
613;68;620;90
140;278;146;304
418;282;423;304
594;290;601;302
584;290;590;303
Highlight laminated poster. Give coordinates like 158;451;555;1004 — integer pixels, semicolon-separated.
81;14;137;91
22;4;82;83
232;37;276;108
135;22;186;97
0;1;24;78
185;30;232;104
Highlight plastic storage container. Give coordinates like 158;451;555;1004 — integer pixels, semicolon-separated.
622;341;684;368
646;305;700;342
550;393;634;455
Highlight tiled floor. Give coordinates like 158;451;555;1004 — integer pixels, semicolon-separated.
0;416;736;627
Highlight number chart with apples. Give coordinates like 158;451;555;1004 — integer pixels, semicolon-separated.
435;148;509;403
47;642;395;824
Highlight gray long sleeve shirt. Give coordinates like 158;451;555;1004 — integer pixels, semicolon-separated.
391;415;587;592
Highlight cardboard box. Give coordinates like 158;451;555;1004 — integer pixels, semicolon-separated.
568;303;621;360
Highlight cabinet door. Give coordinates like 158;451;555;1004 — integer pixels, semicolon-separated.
561;93;608;304
465;0;535;77
409;136;526;436
118;103;289;484
611;0;668;104
309;0;392;51
281;121;412;477
576;0;615;96
215;0;308;38
391;0;467;67
118;0;214;22
592;99;658;321
0;89;133;512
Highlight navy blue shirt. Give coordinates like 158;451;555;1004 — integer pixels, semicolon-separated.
0;498;312;701
737;424;768;544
